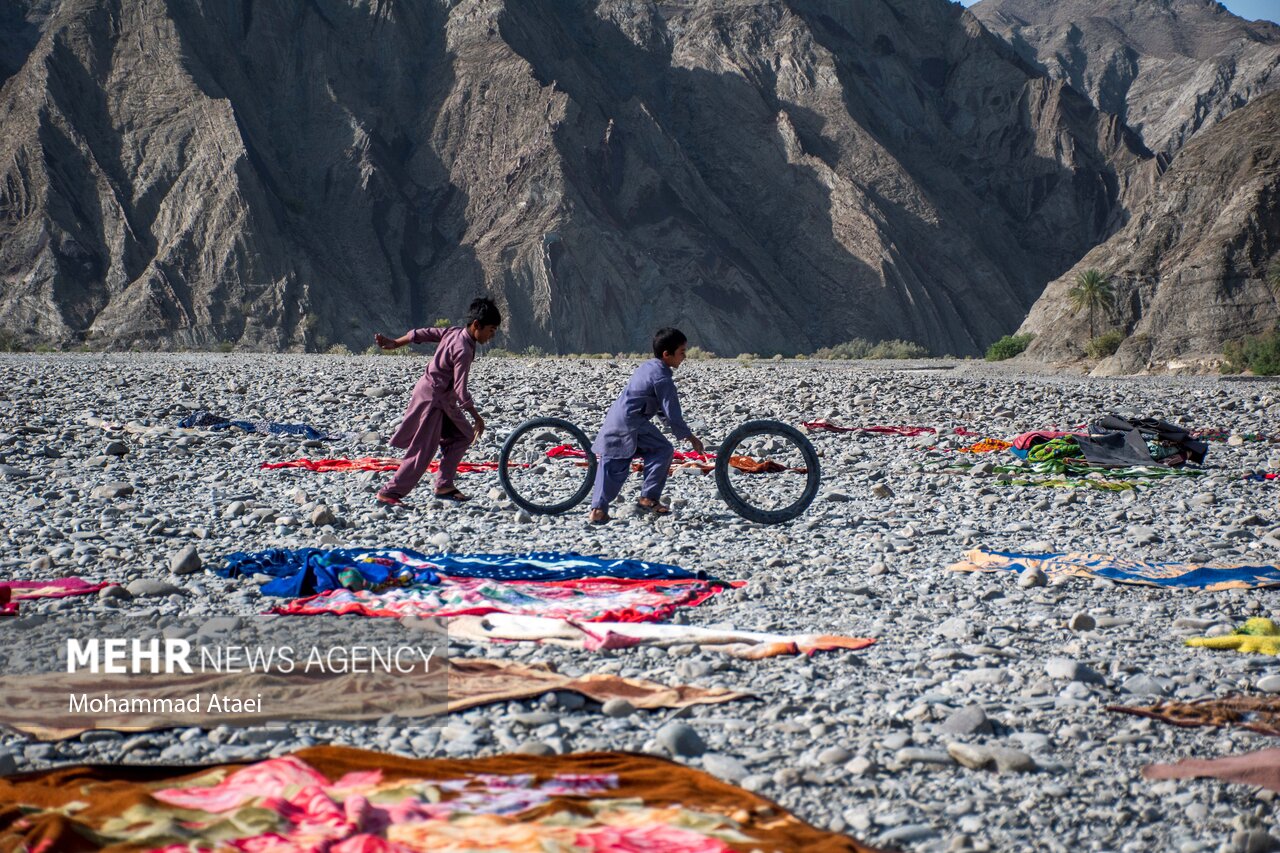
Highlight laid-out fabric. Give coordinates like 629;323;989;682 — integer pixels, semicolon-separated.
0;747;877;852
275;575;735;623
1077;415;1207;467
177;411;340;440
956;438;1013;453
0;578;110;617
1195;428;1275;442
546;445;801;474
1186;618;1280;655
445;613;876;659
217;549;705;598
262;457;503;474
1010;429;1084;451
948;548;1280;591
0;658;746;741
1109;695;1280;738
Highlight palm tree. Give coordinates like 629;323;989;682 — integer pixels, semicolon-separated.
1067;268;1115;340
1268;257;1280;296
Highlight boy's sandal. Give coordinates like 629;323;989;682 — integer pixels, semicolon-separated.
637;498;671;515
375;493;405;507
434;487;471;503
588;508;611;525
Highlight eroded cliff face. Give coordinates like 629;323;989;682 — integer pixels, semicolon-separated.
971;0;1280;161
1019;91;1280;374
0;0;1152;355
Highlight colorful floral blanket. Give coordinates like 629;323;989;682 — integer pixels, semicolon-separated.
275;575;735;622
949;548;1280;591
0;748;874;852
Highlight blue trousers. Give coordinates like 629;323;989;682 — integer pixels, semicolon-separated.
591;434;674;510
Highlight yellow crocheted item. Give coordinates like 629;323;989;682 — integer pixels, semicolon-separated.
1186;618;1280;655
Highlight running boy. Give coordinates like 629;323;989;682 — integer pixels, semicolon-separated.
374;297;501;506
588;327;705;523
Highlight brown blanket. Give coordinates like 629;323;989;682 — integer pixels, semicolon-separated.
0;746;882;852
0;658;748;740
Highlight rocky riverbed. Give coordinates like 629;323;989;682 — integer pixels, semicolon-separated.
1;352;1279;852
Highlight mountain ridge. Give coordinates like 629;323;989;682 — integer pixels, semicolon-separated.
0;0;1153;355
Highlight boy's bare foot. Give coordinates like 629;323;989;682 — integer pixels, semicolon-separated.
376;492;404;507
434;486;471;503
588;508;610;524
636;497;671;515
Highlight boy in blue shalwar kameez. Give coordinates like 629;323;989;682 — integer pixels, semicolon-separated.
588;328;705;524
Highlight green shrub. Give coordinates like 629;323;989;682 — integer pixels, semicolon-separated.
433;317;451;328
814;338;872;359
686;346;716;360
215;341;235;353
326;343;353;356
0;329;28;352
985;333;1035;361
33;343;56;353
486;347;516;358
1224;327;1280;376
1085;330;1125;359
735;352;759;362
867;339;928;359
523;345;547;357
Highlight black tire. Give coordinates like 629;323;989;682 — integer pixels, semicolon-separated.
714;420;821;524
498;417;597;515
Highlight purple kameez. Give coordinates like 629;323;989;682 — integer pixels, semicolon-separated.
590;358;692;510
381;326;477;499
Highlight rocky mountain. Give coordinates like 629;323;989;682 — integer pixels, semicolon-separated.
0;0;1153;356
970;0;1280;161
1018;89;1280;373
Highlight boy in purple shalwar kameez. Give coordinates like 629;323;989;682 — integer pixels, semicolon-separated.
373;298;501;507
588;328;705;524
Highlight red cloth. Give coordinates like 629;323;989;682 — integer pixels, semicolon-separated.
0;578;110;617
262;458;500;474
546;445;711;462
1011;430;1084;451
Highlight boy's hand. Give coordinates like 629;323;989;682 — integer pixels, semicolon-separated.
374;333;401;350
689;435;705;456
472;412;486;441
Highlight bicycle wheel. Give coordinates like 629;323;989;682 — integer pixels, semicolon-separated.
498;417;597;515
714;420;821;524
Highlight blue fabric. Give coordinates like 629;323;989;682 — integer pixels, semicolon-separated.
217;548;440;597
217;548;705;597
179;411;335;440
960;547;1280;591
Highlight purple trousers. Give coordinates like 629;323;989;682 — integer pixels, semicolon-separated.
381;406;474;499
590;432;673;510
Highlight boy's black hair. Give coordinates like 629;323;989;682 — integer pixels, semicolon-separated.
652;327;687;359
466;297;502;327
